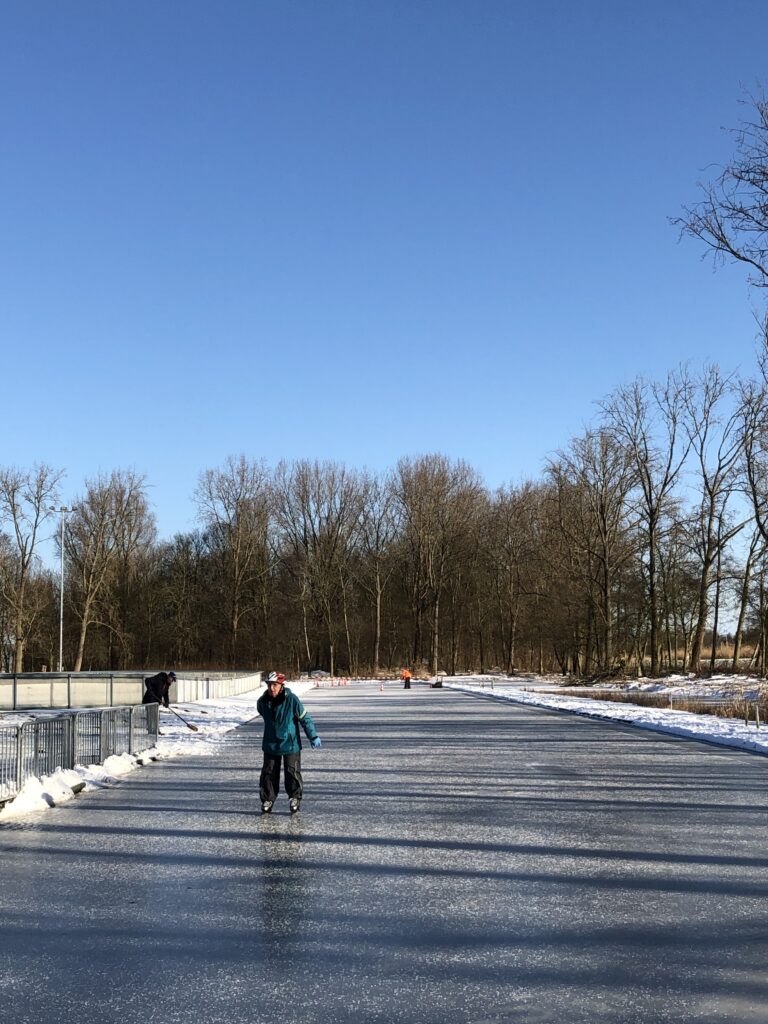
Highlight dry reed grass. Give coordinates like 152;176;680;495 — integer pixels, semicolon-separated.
544;689;768;723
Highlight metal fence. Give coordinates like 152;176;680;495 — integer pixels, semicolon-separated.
0;703;159;805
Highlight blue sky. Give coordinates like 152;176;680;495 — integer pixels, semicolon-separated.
2;1;767;549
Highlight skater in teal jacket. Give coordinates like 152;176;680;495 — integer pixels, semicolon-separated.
256;672;321;815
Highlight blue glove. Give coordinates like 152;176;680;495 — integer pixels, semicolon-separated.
310;736;322;749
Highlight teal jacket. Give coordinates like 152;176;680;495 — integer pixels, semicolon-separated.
256;686;318;755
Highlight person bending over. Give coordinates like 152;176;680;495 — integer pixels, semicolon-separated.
142;670;176;708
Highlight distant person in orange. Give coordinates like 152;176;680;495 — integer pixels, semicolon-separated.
401;669;412;690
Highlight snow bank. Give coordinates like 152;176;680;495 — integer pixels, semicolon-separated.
447;678;768;756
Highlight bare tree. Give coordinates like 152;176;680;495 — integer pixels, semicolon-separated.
485;483;544;673
731;528;763;672
601;373;692;675
656;516;700;671
682;367;749;673
547;430;637;673
0;464;62;671
196;456;272;667
673;91;768;293
65;470;153;671
273;460;363;675
396;455;484;676
357;471;400;675
741;373;768;543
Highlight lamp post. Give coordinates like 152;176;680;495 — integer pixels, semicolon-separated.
51;506;75;673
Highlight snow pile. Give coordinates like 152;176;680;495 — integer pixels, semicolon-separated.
0;752;148;821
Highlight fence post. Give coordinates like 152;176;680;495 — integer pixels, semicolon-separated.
12;674;17;711
67;715;75;769
109;674;114;707
756;703;760;730
100;710;108;762
149;701;159;743
67;673;72;709
73;712;83;767
33;722;41;777
15;724;23;791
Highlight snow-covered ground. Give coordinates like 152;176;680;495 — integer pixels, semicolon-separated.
445;674;768;755
2;674;766;823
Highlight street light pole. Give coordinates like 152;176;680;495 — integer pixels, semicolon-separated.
51;506;74;673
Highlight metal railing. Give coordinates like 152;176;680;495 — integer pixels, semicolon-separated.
0;703;159;805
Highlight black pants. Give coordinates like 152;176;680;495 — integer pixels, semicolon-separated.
260;753;303;803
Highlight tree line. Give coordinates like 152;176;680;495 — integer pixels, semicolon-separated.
4;92;768;678
3;358;768;679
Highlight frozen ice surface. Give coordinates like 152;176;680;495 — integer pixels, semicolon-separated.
0;682;767;1022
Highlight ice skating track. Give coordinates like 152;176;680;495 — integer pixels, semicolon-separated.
1;683;767;1023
